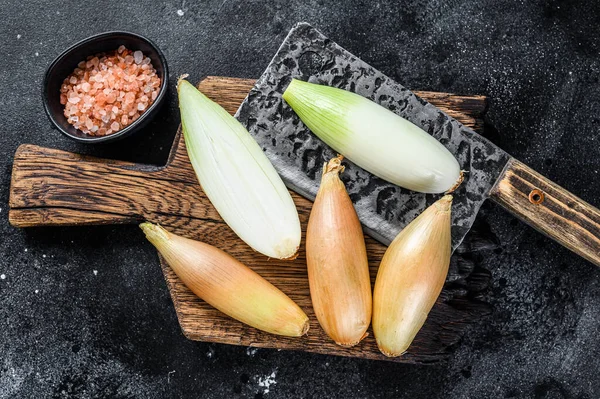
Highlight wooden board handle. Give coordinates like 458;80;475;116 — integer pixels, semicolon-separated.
490;158;600;266
8;143;217;228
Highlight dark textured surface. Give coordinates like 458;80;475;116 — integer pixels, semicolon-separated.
237;22;510;250
1;1;600;398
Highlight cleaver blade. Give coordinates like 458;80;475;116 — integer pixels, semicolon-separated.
236;23;600;266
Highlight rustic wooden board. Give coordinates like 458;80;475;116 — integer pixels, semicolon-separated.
9;76;490;364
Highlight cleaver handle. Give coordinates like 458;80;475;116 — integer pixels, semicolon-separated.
490;158;600;267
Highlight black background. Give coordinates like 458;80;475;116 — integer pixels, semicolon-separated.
1;1;600;398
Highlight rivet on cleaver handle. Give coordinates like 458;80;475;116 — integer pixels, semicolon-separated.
490;158;600;267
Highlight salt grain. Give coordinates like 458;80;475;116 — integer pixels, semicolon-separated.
258;371;277;394
134;51;143;64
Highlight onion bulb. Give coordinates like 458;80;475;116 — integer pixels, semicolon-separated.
178;77;301;259
282;79;463;194
140;222;309;337
306;156;371;347
372;195;453;357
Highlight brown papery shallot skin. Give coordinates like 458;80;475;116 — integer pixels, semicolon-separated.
306;156;372;347
372;195;453;357
140;223;309;337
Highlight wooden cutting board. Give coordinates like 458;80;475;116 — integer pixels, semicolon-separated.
9;76;490;364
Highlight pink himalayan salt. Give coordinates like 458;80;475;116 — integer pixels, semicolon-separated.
60;46;161;136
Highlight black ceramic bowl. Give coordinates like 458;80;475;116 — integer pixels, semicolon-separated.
43;31;169;143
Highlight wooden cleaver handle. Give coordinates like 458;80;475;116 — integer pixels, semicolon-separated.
490;158;600;267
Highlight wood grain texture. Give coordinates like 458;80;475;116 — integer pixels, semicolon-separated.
198;77;488;131
490;158;600;267
9;76;490;363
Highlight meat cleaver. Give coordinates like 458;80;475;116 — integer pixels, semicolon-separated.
236;23;600;266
